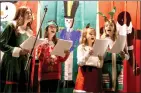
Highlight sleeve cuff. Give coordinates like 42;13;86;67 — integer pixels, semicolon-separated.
12;47;22;57
128;45;134;50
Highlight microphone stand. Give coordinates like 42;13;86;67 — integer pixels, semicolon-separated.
24;6;48;92
24;6;47;70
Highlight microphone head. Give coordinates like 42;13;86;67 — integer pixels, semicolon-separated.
44;5;48;12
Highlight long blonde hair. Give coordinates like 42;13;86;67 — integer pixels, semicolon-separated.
101;20;118;41
80;27;96;46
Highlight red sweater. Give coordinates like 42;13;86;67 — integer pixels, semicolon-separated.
37;43;69;81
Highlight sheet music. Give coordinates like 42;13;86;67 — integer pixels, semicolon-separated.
20;36;45;51
93;39;109;56
51;39;72;57
109;35;126;53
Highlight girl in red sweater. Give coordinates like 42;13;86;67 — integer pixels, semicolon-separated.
37;20;70;93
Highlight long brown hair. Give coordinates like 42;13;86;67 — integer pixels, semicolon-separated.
13;6;33;33
44;26;58;45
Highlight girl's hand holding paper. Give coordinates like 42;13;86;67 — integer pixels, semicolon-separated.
98;55;103;61
64;50;70;55
119;51;125;60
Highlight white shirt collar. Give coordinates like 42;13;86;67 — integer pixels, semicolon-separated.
66;28;73;32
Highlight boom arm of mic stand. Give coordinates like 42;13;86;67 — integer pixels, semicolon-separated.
24;7;48;71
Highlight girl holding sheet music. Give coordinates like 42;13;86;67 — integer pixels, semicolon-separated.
37;20;70;93
74;24;103;93
101;19;129;93
0;6;33;92
98;6;129;93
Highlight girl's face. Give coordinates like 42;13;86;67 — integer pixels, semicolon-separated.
24;8;32;23
104;21;115;37
86;28;96;43
48;24;57;37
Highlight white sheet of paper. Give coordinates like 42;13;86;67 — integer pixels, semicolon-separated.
50;39;72;57
109;35;126;53
93;39;109;56
20;36;45;51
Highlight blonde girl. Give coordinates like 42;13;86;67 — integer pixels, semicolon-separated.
102;19;129;93
74;25;103;93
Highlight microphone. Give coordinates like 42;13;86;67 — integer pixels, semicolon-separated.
44;5;48;12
